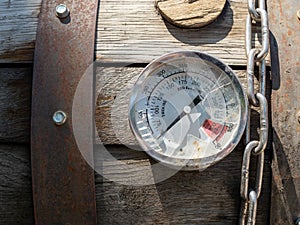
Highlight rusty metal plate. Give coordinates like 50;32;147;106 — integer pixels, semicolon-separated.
31;0;98;224
268;0;300;224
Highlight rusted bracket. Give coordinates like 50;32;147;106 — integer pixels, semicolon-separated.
269;0;300;224
31;1;98;224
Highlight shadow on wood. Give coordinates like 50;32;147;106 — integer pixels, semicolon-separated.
164;1;233;45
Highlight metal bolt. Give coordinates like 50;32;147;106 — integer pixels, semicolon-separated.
53;110;67;125
297;10;300;20
295;218;300;225
55;4;70;19
297;111;300;124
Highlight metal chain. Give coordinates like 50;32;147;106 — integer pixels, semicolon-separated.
239;0;269;224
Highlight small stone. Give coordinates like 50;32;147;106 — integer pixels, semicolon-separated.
155;0;226;28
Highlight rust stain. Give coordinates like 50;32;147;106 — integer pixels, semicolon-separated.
278;1;283;17
193;140;202;151
31;0;98;224
270;0;300;222
277;103;284;113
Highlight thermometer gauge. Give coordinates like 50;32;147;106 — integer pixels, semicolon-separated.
129;51;247;170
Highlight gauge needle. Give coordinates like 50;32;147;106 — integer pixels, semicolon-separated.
158;94;204;139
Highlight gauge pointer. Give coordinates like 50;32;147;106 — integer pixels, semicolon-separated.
157;94;204;139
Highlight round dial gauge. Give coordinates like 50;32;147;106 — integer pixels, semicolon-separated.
129;51;248;170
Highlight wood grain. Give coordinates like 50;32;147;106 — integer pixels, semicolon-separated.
0;66;263;145
0;144;271;224
96;0;267;65
0;68;31;143
95;145;271;224
0;145;34;225
0;0;267;65
0;0;276;223
0;0;41;63
155;0;226;28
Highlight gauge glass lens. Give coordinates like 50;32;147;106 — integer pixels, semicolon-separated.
129;51;247;170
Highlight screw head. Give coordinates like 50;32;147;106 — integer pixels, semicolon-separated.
55;4;70;19
53;110;67;125
297;10;300;20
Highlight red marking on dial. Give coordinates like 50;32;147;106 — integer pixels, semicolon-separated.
202;119;227;141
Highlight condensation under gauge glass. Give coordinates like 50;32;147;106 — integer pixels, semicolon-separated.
129;51;248;170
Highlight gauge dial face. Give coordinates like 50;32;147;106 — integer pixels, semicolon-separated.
129;51;247;170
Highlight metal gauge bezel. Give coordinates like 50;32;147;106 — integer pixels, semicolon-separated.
129;51;248;170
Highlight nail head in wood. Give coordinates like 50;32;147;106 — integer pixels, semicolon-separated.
155;0;227;28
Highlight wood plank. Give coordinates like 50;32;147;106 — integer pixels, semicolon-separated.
0;0;268;65
0;144;271;224
0;0;41;63
95;145;271;224
0;68;31;143
0;144;34;225
96;0;266;65
268;0;300;224
0;66;263;145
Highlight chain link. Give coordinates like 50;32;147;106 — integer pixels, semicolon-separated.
240;0;270;224
246;49;260;106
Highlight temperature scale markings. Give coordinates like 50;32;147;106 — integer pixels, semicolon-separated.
136;121;144;125
141;133;153;138
138;126;148;131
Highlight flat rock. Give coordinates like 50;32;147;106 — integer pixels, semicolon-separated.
155;0;227;28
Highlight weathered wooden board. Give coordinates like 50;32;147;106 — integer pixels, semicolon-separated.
0;0;41;63
0;0;267;65
0;65;269;223
0;143;271;225
95;145;271;224
0;0;276;224
0;68;31;143
268;0;300;224
0;145;33;225
0;65;272;225
95;0;267;65
0;67;262;145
